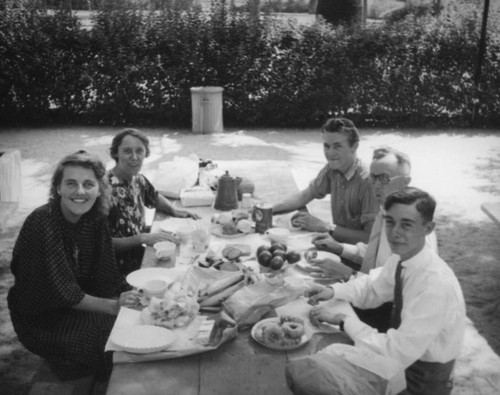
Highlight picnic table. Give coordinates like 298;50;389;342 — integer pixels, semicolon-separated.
106;160;352;395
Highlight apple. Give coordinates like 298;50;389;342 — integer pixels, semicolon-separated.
258;250;273;267
269;256;285;271
286;251;301;264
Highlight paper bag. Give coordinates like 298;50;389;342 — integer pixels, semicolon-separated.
223;279;304;328
155;154;200;198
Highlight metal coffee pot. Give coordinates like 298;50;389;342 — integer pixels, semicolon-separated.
214;171;239;211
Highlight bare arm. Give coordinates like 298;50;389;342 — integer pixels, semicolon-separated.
156;193;177;215
331;223;372;244
273;188;314;214
73;291;142;315
73;294;120;315
157;194;200;219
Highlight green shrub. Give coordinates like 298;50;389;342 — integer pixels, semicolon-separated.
0;0;499;127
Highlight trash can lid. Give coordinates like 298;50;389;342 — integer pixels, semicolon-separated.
190;86;224;93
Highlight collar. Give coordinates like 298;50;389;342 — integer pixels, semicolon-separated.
399;245;432;270
342;158;359;181
109;169;135;185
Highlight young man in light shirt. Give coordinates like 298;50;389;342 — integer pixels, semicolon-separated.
306;187;466;394
273;117;378;244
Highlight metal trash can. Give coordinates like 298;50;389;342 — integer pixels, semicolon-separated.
190;86;224;134
0;149;22;202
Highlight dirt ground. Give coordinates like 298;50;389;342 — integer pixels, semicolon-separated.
1;126;499;394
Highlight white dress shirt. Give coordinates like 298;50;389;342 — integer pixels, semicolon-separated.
331;245;466;369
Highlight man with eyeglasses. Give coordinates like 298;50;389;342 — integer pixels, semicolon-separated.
309;146;438;331
273;118;378;244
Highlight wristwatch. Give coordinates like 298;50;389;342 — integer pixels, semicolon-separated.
339;320;345;332
328;223;337;234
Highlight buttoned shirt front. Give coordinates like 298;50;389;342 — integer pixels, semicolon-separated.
331;246;466;368
307;159;378;231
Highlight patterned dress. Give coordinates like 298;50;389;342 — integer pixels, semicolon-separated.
107;170;158;276
8;201;130;380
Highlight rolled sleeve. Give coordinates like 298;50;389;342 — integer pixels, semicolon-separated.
307;165;331;200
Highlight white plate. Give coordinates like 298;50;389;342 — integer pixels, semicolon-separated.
111;325;176;354
211;224;253;238
251;317;312;351
126;267;186;289
159;218;198;234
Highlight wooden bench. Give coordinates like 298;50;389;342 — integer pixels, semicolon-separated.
28;361;107;395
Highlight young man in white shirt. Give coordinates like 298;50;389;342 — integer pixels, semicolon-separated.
306;187;466;394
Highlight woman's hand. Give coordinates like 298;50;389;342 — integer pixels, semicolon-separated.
173;208;201;220
140;231;181;246
118;290;142;310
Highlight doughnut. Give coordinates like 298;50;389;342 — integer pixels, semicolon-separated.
280;315;305;326
261;324;286;345
282;321;305;339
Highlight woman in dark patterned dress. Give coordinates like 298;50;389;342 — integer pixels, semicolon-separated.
8;151;142;380
107;128;199;275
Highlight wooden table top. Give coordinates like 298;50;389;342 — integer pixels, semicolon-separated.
481;202;500;229
106;160;351;395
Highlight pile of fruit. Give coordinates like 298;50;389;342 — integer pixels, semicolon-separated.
256;241;301;271
212;210;253;236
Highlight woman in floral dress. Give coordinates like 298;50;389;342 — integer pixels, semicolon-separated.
107;128;199;275
8;151;141;379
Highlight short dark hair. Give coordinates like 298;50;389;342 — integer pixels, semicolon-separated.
321;117;360;147
49;150;111;215
384;187;436;223
109;128;150;162
373;146;411;175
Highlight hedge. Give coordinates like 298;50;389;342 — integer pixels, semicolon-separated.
0;0;499;127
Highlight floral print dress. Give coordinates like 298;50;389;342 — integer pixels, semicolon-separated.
107;170;158;276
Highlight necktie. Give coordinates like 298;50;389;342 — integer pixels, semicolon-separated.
360;211;383;274
390;260;404;329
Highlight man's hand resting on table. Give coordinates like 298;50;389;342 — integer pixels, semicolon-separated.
305;284;335;305
291;212;329;232
309;306;347;328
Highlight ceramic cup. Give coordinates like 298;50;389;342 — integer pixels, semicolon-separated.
153;241;176;262
176;225;196;244
143;279;167;298
264;227;290;243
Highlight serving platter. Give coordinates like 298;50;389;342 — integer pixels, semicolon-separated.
251;317;312;351
111;325;176;354
211;224;253;239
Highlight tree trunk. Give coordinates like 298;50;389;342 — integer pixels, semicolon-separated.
316;0;361;26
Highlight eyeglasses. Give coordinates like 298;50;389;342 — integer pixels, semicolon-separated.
369;173;401;185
